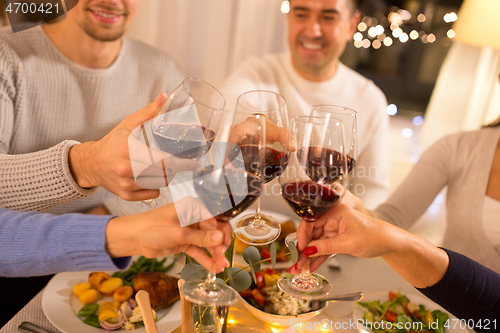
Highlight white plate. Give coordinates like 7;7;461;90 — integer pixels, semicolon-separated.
42;269;182;333
353;291;469;333
231;210;299;269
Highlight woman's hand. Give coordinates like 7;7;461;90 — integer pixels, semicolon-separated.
105;197;233;273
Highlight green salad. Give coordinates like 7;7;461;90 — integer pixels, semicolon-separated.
357;291;449;333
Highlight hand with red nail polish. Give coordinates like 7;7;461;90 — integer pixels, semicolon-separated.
304;246;318;256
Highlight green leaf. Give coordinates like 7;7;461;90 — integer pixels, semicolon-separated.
174;252;186;258
226;267;252;292
242;246;261;282
181;263;207;281
270;242;277;271
287;241;298;264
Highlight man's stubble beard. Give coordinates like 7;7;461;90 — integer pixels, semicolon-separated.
78;19;126;41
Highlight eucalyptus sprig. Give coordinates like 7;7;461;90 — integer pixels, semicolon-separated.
180;243;299;292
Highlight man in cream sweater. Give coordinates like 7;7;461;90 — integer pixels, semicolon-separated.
221;0;390;211
0;0;184;324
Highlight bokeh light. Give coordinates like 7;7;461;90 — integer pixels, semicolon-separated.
401;128;414;138
386;104;398;116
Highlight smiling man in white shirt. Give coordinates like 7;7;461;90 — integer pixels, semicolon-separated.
221;0;390;211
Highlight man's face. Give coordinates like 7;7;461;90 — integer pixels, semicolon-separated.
288;0;359;78
69;0;140;41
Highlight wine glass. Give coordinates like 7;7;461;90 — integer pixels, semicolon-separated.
116;78;226;215
277;116;348;299
182;113;267;306
310;105;358;174
232;90;289;245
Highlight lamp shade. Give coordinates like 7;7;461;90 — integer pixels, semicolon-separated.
453;0;500;50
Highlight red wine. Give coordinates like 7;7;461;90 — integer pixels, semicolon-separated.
194;166;261;222
298;147;355;184
153;123;215;159
281;181;340;222
231;145;289;183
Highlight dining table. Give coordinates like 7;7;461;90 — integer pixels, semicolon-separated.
1;251;460;333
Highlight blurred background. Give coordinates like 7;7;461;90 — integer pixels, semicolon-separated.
1;0;499;245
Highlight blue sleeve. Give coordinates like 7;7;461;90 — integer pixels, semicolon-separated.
0;208;131;277
417;248;500;332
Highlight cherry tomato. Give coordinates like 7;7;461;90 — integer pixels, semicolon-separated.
385;309;398;323
389;291;397;301
251;289;266;307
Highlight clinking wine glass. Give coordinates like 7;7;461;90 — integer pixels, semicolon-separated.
277;116;348;299
310;105;358;174
182;113;267;306
116;78;226;215
232;90;289;245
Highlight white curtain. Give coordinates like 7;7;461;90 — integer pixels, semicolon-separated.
421;42;500;148
126;0;287;88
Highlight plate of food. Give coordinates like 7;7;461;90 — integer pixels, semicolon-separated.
237;268;327;327
42;256;182;332
232;210;299;269
353;290;470;333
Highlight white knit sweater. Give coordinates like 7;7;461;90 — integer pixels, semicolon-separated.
374;126;500;273
0;26;184;213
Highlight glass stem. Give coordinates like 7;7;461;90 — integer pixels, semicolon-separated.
203;271;217;292
254;197;262;220
299;258;311;279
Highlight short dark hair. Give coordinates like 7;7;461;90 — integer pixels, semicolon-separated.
288;0;359;16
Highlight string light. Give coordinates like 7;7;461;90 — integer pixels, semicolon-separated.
417;13;426;23
392;27;402;38
358;22;367;31
354;32;363;42
399;33;409;43
383;37;393;47
354;40;363;48
410;30;419;40
427;33;436;43
362;39;371;48
372;40;382;49
447;29;455;38
280;0;290;13
443;12;457;23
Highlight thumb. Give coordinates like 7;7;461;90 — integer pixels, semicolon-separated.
184;229;225;248
121;92;168;130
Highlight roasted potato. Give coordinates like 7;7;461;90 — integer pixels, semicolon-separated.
97;277;123;296
88;272;110;289
98;300;120;315
113;285;134;303
278;221;297;241
78;288;98;304
72;282;92;296
98;309;119;323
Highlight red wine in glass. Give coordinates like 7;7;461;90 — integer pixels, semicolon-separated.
193;166;261;222
298;147;356;184
231;145;289;183
153;123;216;159
281;180;340;222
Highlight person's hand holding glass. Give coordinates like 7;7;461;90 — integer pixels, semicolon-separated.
277;116;349;300
181;112;268;307
116;78;226;215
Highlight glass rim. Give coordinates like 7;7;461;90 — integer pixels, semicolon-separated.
311;104;358;115
180;77;226;110
291;115;345;126
236;90;287;113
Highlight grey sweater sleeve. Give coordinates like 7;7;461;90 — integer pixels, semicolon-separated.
0;39;96;212
373;134;455;229
0;141;97;212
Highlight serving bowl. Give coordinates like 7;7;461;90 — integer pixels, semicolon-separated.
238;293;327;327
